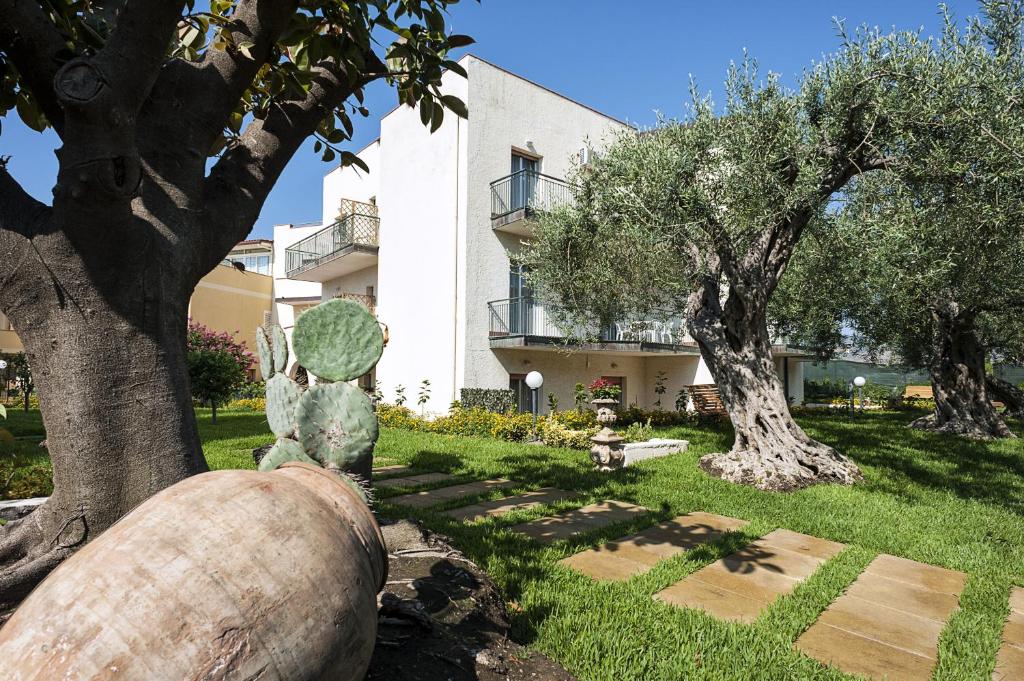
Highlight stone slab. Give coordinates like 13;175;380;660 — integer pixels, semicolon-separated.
443;488;575;522
994;588;1024;680
798;622;936;681
560;512;748;581
0;497;46;522
622;439;689;466
796;554;966;681
654;529;843;623
375;472;456;490
389;479;517;509
509;501;648;544
373;464;412;477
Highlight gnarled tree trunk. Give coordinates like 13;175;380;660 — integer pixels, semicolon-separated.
689;278;861;492
986;375;1024;420
909;305;1013;439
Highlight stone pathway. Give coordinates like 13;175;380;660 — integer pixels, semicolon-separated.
373;464;412;476
375;472;457;490
508;501;648;544
795;554;967;681
655;529;845;623
388;479;518;509
994;587;1024;680
559;512;748;582
443;488;576;522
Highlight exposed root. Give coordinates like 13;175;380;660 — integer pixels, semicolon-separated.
700;442;862;492
0;545;74;607
0;505;88;607
0;516;43;566
909;413;1016;440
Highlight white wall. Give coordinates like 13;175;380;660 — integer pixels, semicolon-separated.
460;57;631;399
322;140;381;224
321;266;378;301
372;67;468;414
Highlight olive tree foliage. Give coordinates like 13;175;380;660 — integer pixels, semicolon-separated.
523;29;925;492
0;0;472;602
776;2;1024;438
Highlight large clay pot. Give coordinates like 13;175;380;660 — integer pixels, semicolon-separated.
0;462;386;681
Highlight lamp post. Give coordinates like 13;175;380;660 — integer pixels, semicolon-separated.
850;376;866;415
525;371;544;440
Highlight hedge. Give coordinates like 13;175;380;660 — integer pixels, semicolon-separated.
459;388;516;414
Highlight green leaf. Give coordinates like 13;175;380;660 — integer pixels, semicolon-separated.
341;151;370;173
447;35;475;48
443;60;468;78
430;101;444;132
322;148;336;163
15;93;46;132
441;94;468;118
419;97;433;126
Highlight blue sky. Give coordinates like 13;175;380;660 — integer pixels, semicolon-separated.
0;0;975;239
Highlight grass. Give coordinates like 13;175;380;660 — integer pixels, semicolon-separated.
3;406;1023;680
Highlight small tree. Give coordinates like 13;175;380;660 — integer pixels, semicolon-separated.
186;322;252;424
9;354;33;413
417;379;431;416
653;371;668;410
395;384;407;407
573;382;589;411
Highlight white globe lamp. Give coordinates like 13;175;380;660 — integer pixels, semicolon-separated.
853;376;866;388
525;371;544;439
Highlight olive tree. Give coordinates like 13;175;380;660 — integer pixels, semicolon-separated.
0;0;471;601
779;3;1024;439
523;32;920;492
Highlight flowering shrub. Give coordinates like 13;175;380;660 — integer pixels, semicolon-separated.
186;320;253;423
540;421;596;449
226;397;266;411
588;378;621;400
550;409;598;429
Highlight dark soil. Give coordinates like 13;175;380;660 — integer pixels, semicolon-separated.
369;519;574;681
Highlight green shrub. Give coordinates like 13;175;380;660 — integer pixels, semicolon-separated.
430;407;502;438
459;388;516;413
622;418;654;443
377;403;424;431
491;412;535;442
551;409;597;429
541;420;596;449
226;397;266;411
617;406;693;427
234;381;266;399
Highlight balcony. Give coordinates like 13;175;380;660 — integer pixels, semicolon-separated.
487;297;697;355
490;170;575;236
285;201;379;281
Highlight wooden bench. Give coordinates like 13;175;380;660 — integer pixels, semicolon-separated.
686;384;728;416
904;385;933;399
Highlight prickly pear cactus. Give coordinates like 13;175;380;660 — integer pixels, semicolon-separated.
296;382;378;481
266;373;303;438
256;298;383;485
256;326;274;380
292;299;383;382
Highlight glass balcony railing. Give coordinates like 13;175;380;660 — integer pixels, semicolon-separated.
487;297;688;345
490;169;576;219
285;209;379;277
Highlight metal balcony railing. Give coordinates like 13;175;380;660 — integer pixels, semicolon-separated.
490;169;576;219
334;292;376;313
285;208;379;277
487;297;687;344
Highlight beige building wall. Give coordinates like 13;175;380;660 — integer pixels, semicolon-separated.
188;264;274;353
0;312;23;354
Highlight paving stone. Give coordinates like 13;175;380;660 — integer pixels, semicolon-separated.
654;529;843;623
560;512;748;582
509;501;648;544
797;622;936;681
375;472;456;490
443;488;575;522
389;479;517;509
994;588;1024;681
373;464;411;476
795;554;966;681
863;553;968;595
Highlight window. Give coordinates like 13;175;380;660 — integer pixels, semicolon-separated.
510;151;540;210
601;375;626;408
509;373;532;413
508;264;535;335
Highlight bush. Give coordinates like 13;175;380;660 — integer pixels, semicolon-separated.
430;407;502;438
459;388;516;414
617;406;693;428
541;420;596;449
234;381;266;399
490;412;535;442
551;409;597;429
622;418;654;443
226;397;266;411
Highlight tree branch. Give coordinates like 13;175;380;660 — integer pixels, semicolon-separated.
0;161;49;240
0;0;71;134
95;0;189;112
198;58;376;276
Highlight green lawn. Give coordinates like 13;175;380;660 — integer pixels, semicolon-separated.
3;407;1023;680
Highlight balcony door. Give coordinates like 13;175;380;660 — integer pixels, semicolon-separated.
510;152;539;211
509;264;534;335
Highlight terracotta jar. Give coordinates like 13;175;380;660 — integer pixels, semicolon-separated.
0;462;386;681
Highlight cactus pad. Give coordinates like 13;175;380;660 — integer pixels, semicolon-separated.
292;298;383;382
296;381;378;478
266;373;303;438
256;327;274;380
258;437;318;472
271;325;288;373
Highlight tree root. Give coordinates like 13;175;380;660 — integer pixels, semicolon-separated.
909;413;1016;440
0;505;88;607
700;442;862;492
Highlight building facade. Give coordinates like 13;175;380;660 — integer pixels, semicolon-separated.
272;55;807;415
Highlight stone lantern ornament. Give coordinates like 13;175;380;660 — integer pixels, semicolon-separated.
588;378;625;471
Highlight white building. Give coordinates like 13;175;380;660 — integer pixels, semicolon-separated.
272;55;806;413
